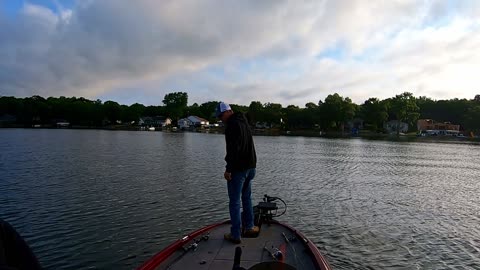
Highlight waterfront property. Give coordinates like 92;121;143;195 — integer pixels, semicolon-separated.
56;121;70;128
417;119;460;136
384;120;409;134
178;118;191;129
177;116;213;130
139;116;172;128
187;116;209;128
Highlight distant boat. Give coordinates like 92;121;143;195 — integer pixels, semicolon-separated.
137;195;331;270
148;127;156;131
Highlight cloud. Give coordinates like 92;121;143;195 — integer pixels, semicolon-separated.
1;0;479;106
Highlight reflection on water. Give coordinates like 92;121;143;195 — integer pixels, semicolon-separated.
1;129;479;269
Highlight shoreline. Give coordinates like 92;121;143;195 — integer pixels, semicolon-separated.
2;126;479;143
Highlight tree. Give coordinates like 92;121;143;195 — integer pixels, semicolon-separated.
304;103;320;129
127;103;146;122
464;105;480;133
388;92;420;135
230;104;248;113
199;101;220;122
361;97;388;132
263;103;283;126
145;105;166;117
283;105;301;129
186;103;201;118
0;96;21;117
103;101;121;123
305;102;318;109
248;101;264;124
163;92;188;120
320;93;356;132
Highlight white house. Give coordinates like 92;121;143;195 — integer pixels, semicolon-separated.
139;116;172;127
384;120;408;134
56;121;70;128
178;118;192;129
255;122;271;129
187;116;209;127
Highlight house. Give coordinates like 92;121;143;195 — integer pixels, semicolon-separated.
178;118;192;129
255;122;270;129
346;118;364;130
384;120;408;134
417;119;460;135
138;117;152;126
187;116;209;127
139;116;172;127
56;121;70;128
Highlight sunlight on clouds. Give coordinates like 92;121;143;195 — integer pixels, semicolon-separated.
0;0;479;106
22;3;58;25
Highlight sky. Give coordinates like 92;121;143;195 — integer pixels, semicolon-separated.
0;0;479;107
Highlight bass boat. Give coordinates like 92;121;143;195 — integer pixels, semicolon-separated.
138;195;332;270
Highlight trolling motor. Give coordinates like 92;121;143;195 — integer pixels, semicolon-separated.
254;194;287;226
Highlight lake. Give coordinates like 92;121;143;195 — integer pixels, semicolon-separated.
1;129;479;269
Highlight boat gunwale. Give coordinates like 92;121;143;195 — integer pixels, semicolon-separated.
279;221;331;270
137;220;331;270
137;220;229;270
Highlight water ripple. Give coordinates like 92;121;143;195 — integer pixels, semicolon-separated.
1;130;480;269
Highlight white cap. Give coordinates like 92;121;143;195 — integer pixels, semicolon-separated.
215;102;232;117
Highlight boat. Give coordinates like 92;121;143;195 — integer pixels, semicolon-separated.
138;195;331;270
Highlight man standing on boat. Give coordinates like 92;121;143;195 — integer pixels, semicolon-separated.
216;102;259;244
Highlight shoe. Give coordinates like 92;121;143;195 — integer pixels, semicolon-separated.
224;233;241;244
244;226;260;237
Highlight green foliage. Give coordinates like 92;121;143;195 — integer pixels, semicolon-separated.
103;101;121;123
360;98;388;131
184;101;219;122
282;105;301;129
387;92;420;134
465;105;480;132
319;93;356;131
305;102;318;109
199;101;220;121
248;101;264;124
1;92;479;132
263;103;283;126
127;103;146;122
418;97;471;129
162;92;188;120
144;105;166;117
230;104;248;114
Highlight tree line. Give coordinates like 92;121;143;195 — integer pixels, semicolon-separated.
1;92;479;133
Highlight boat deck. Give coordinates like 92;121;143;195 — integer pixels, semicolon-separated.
154;222;323;270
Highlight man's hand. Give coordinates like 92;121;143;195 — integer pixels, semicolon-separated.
224;171;232;181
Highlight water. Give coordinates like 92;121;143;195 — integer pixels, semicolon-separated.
1;129;480;269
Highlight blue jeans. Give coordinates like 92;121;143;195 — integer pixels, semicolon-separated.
227;168;256;239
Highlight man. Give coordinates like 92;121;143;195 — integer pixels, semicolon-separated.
216;102;259;244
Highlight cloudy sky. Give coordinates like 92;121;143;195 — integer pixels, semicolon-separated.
1;0;479;106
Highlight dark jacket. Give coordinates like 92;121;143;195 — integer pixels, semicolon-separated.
225;112;257;172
